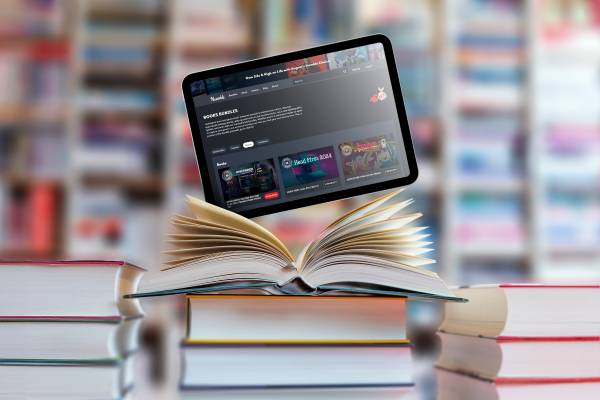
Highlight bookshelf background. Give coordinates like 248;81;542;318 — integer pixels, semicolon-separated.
0;1;598;397
2;0;597;283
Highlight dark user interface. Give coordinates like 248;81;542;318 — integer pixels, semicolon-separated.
190;42;410;212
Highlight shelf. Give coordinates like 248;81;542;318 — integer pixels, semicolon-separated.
537;45;600;62
0;175;64;187
546;247;600;258
456;178;525;193
84;34;165;48
81;173;164;193
83;108;164;121
0;249;63;261
457;101;525;113
0;35;68;47
458;247;528;260
177;42;250;57
86;8;166;24
84;64;156;77
83;71;161;89
0;105;69;124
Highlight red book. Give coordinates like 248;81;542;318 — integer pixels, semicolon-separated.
26;40;70;61
437;368;600;400
437;332;600;383
30;183;57;256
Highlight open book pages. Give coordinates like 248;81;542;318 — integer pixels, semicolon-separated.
136;190;461;300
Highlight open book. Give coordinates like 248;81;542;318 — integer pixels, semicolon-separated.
132;190;461;301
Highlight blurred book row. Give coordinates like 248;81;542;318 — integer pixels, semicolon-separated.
0;260;144;398
0;0;598;284
437;284;600;399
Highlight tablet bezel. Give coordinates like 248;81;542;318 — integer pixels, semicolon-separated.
182;34;418;218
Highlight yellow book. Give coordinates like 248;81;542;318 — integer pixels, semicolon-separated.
183;295;410;344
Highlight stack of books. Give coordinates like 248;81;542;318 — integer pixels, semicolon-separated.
179;295;416;399
436;284;600;400
129;190;462;397
0;260;144;399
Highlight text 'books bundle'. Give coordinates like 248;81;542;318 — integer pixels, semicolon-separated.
0;260;144;399
436;284;600;399
134;189;461;301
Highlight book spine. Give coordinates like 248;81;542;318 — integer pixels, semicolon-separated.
496;336;600;342
185;297;191;339
180;383;415;390
183;339;411;345
0;260;125;266
499;284;600;289
495;377;600;385
0;315;122;322
181;342;412;348
30;183;56;255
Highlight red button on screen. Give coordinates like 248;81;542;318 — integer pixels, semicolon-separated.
264;191;280;200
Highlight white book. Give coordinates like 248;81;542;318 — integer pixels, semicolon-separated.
181;344;413;389
0;261;144;318
0;318;141;360
0;357;135;399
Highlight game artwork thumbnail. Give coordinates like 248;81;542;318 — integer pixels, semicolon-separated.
218;159;279;206
339;134;399;180
279;146;339;189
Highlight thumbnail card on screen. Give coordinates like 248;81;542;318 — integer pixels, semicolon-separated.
339;134;400;182
218;159;280;208
278;146;340;196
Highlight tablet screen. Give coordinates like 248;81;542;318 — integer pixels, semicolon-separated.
183;35;417;217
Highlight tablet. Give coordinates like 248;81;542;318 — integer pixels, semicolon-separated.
182;34;418;218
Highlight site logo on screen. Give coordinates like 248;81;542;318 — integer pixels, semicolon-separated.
369;87;387;104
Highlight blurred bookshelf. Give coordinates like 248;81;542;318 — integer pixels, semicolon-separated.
68;0;168;269
0;0;599;282
0;0;72;260
443;0;530;284
530;0;600;281
166;0;255;218
0;2;598;399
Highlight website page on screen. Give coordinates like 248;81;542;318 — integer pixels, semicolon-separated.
190;42;410;212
